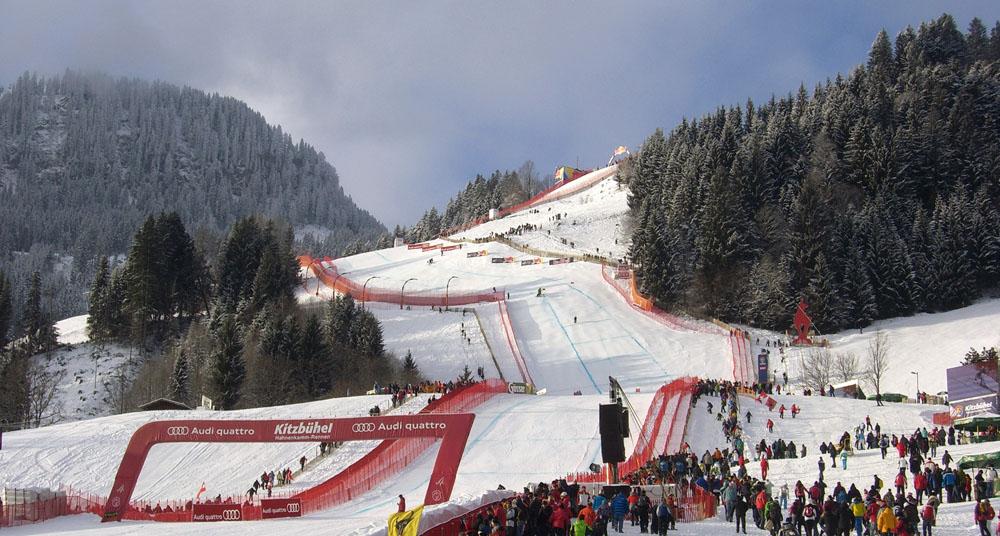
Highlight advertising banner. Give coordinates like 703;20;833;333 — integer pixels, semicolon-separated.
441;245;461;252
757;353;769;385
508;382;533;394
950;394;999;419
520;259;535;266
102;413;476;522
260;498;302;519
491;257;507;264
191;503;243;522
946;362;1000;403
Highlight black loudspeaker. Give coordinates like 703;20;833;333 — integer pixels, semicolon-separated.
601;434;626;463
599;403;621;436
620;408;630;438
599;403;626;463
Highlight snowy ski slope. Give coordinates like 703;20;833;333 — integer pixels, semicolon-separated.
7;171;1000;535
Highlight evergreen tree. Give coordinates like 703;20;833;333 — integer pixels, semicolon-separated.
0;271;12;347
23;271;57;353
210;315;245;410
457;364;474;384
325;294;357;349
170;350;191;405
298;314;332;399
351;310;384;358
87;256;112;341
216;217;265;308
403;350;418;374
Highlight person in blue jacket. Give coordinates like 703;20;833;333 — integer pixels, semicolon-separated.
611;491;629;533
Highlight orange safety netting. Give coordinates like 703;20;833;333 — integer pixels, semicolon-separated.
600;265;721;335
299;255;503;307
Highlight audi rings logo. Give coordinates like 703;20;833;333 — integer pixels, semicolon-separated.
287;503;300;513
222;509;241;521
166;426;190;436
352;423;376;433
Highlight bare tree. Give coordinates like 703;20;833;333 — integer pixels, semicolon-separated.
833;351;860;384
798;347;833;393
865;330;891;406
518;160;539;199
26;363;64;427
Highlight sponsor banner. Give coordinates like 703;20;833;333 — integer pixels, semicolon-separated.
757;353;769;385
261;498;302;519
508;382;533;395
950;394;999;419
491;257;507;264
421;244;441;252
103;412;479;523
520;259;534;266
441;245;461;252
548;258;572;265
192;503;243;522
466;252;480;258
947;363;999;403
407;243;429;250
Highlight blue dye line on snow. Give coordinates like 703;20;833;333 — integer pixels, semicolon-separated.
566;285;672;378
541;297;601;394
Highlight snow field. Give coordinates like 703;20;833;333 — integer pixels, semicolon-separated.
455;172;631;261
0;393;432;504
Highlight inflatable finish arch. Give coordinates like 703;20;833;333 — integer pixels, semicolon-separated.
101;413;475;522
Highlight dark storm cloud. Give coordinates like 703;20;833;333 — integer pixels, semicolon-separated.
2;1;998;225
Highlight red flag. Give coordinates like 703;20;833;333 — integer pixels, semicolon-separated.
195;483;206;500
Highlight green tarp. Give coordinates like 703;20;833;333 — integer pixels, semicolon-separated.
958;451;1000;470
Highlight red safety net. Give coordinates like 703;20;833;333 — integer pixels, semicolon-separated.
567;377;696;484
419;498;508;535
728;329;752;385
563;377;717;521
497;300;533;386
1;486;105;528
290;379;509;515
300;256;504;308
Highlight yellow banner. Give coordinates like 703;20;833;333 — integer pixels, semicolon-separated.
388;505;424;536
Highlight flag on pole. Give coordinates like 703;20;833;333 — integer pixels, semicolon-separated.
388;504;424;536
614;145;628;156
195;483;206;500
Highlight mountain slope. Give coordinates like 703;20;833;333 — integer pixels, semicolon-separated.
0;70;384;255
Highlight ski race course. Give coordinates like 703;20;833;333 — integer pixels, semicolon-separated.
5;167;1000;535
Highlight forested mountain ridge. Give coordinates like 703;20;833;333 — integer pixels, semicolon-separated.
0;70;384;331
0;70;384;255
624;14;1000;333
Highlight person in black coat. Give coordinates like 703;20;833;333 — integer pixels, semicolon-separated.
734;494;750;534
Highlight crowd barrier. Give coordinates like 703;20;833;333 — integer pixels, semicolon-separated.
299;255;504;307
291;379;509;515
1;487;104;528
417;490;515;535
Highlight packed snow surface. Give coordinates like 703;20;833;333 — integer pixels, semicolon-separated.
455;172;631;261
11;168;1000;534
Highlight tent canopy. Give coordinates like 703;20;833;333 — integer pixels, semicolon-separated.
954;412;1000;429
958;451;1000;470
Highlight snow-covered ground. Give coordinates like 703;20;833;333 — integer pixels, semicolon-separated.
0;393;424;502
9;169;1000;535
31;341;133;424
54;315;89;345
455;172;631;261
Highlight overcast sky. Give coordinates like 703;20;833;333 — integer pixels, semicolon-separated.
2;1;998;227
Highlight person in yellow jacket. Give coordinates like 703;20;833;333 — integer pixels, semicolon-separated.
850;497;866;536
877;504;898;535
